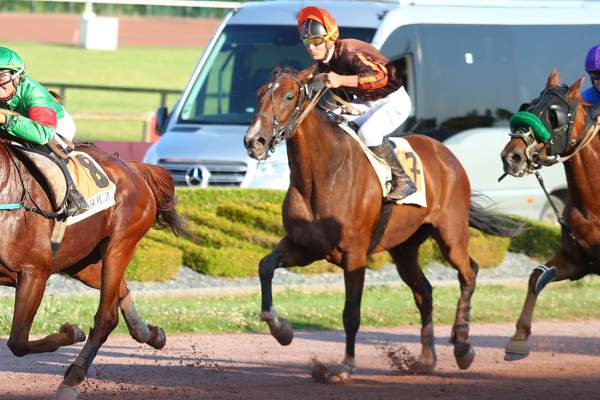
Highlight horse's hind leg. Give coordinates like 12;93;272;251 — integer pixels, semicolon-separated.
7;269;84;357
389;241;436;373
67;261;165;349
59;236;145;397
431;225;478;370
505;252;585;361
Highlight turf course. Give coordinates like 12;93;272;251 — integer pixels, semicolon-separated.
0;279;598;335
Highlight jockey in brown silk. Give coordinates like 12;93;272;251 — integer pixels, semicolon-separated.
297;6;416;202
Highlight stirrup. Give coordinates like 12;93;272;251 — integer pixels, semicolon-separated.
65;190;89;217
385;178;417;203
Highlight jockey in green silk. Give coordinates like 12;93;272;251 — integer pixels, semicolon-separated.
0;47;89;216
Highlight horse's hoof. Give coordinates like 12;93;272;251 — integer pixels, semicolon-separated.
60;324;86;344
505;338;530;361
268;317;294;346
326;371;352;384
54;382;78;400
455;345;475;370
412;357;436;374
147;325;166;350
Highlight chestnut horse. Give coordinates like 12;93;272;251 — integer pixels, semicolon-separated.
0;140;186;398
244;68;521;382
501;70;600;361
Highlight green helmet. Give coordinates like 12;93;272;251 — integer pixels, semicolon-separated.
0;47;24;75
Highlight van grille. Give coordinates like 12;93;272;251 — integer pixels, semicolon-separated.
157;160;247;187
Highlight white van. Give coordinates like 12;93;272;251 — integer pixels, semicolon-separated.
143;0;600;222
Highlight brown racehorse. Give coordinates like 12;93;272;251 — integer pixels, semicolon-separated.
0;140;186;398
501;70;600;361
244;68;521;382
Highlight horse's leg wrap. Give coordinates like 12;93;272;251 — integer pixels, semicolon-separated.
120;292;151;344
533;265;557;294
63;332;98;387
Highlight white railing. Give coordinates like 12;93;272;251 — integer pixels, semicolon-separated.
25;0;242;9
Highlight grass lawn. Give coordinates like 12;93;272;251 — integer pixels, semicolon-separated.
0;279;599;336
4;42;201;141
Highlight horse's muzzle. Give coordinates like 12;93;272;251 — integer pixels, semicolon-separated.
501;150;528;177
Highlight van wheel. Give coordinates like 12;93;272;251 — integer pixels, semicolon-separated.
539;192;567;226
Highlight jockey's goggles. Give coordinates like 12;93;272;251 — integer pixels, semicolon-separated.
0;70;14;86
302;36;327;47
589;71;600;81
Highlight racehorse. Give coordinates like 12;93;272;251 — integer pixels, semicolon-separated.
501;69;600;361
244;67;521;382
0;138;187;398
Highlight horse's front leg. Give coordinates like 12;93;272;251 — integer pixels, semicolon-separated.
505;252;584;361
7;269;85;357
259;237;318;346
319;267;365;384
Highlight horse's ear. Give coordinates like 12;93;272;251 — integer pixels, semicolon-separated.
297;64;318;83
546;68;560;88
566;75;585;98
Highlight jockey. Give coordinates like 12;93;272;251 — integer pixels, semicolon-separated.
0;47;89;216
297;6;416;202
583;44;600;123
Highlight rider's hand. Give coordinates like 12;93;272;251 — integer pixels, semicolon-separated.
0;111;7;125
326;72;344;88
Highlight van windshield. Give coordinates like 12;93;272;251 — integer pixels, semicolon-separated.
180;24;375;125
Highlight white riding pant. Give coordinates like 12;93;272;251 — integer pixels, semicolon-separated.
350;86;412;147
56;108;76;142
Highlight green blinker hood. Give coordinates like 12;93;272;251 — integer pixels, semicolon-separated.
510;111;551;143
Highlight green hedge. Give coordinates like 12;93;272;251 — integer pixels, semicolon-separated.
509;216;561;260
126;238;182;282
131;188;561;280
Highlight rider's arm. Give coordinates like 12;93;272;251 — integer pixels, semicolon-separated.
349;52;388;90
0;107;56;145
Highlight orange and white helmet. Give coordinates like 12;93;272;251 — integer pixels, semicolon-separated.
297;6;339;44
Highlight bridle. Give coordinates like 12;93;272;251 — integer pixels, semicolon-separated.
509;84;599;171
256;72;327;152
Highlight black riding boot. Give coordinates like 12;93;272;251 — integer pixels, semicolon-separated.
55;159;90;217
369;140;417;203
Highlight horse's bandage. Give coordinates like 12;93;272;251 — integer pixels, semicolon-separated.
28;106;57;128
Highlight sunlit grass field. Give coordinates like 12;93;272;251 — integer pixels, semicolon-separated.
4;41;201;141
1;279;599;335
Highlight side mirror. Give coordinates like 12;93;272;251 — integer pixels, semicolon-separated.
155;106;169;135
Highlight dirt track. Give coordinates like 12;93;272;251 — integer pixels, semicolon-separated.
2;320;600;399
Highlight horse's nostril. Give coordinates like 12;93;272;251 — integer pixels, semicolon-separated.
510;153;522;163
257;137;266;146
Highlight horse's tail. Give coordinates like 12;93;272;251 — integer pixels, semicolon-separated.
128;161;189;237
469;194;523;237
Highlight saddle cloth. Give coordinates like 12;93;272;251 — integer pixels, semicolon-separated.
66;151;116;225
337;124;427;207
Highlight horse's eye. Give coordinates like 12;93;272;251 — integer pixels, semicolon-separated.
286;94;294;101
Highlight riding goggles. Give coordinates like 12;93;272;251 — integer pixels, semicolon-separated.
0;71;14;86
302;36;327;47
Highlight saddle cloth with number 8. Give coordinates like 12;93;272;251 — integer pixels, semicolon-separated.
66;151;116;225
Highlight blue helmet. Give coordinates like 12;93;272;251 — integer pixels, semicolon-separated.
585;44;600;73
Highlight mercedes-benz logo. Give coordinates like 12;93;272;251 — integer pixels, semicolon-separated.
185;165;210;187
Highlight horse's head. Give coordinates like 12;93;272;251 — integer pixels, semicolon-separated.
501;69;592;176
243;66;324;160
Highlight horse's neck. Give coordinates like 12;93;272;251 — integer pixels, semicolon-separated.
287;112;358;198
0;144;20;199
565;136;600;215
